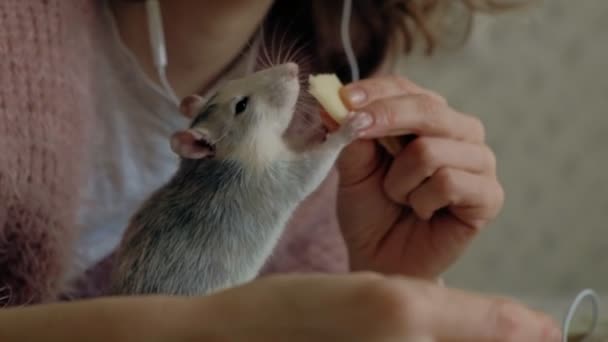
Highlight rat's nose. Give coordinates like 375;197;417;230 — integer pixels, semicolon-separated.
284;62;299;78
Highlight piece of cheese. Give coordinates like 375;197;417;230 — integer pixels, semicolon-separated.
307;73;404;156
308;74;349;124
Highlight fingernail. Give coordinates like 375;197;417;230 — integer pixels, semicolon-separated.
350;112;373;132
550;326;562;342
346;87;367;106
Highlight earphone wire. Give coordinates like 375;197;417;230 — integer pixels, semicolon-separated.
145;0;180;105
562;288;600;341
341;0;359;82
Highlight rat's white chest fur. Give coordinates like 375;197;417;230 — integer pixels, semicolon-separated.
231;120;292;173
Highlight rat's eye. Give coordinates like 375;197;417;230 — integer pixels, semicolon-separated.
234;96;249;115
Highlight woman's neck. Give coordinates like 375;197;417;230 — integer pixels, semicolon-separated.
109;0;273;99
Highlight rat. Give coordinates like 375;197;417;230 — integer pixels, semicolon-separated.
108;62;359;296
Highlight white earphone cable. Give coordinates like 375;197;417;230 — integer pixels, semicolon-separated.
341;0;359;82
562;288;600;341
145;0;180;104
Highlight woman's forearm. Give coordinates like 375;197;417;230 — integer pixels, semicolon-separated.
0;296;192;342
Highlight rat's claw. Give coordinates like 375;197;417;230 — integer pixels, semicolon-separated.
336;112;372;142
321;112;372;148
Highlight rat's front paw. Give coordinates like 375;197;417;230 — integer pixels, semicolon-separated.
328;112;372;146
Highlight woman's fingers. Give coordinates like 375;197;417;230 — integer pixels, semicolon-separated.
351;93;486;144
209;273;561;342
383;137;497;206
346;275;561;342
340;75;447;108
407;168;504;226
414;280;562;341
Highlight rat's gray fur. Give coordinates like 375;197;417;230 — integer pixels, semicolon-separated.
109;63;354;296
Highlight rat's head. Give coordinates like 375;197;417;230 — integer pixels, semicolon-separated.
170;63;300;161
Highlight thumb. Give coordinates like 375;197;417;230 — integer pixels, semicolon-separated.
336;139;383;187
335;138;401;257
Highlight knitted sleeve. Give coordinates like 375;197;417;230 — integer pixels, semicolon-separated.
0;0;94;306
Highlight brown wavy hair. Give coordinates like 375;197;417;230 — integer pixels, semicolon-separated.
119;0;530;81
264;0;530;80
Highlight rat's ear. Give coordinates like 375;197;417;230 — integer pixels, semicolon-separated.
170;129;215;159
179;94;205;119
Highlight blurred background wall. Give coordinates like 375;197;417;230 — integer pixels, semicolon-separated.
397;0;607;298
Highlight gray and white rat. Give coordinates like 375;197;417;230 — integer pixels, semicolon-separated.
109;62;359;296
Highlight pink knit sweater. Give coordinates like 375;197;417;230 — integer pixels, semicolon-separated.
0;0;98;305
0;0;348;306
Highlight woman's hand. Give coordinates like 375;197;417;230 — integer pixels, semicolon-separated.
0;274;559;341
335;75;504;280
200;273;561;341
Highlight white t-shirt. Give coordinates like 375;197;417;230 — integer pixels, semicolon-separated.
71;2;258;277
